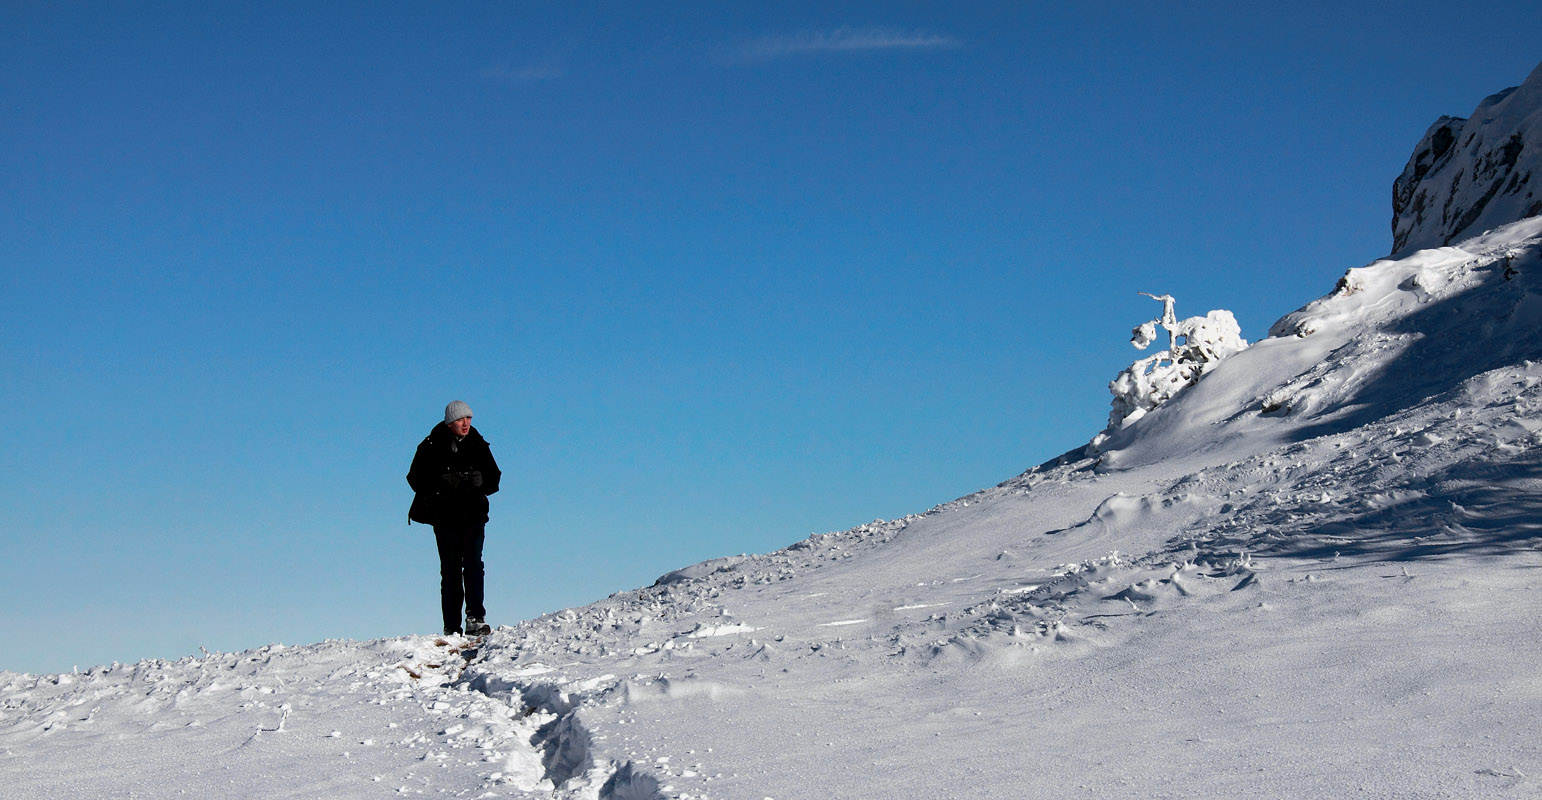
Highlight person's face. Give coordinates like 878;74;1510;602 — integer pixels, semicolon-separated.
449;416;471;436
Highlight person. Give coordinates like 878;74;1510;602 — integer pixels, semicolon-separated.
407;400;501;636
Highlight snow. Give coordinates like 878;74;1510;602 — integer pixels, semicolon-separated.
1102;292;1249;433
8;71;1542;800
0;636;576;796
1393;62;1542;256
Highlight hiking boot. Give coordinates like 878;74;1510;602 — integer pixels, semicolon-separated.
466;617;492;636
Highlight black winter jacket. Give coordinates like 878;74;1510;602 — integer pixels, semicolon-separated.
407;423;502;526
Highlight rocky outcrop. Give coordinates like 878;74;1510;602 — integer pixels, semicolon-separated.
1391;62;1542;256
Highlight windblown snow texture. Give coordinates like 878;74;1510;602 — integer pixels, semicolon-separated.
5;61;1542;800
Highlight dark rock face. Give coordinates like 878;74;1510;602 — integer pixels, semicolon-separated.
1391;63;1542;256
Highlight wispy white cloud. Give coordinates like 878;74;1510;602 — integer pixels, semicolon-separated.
478;62;565;84
730;26;962;63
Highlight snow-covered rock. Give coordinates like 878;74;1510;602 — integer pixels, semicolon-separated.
1392;60;1542;256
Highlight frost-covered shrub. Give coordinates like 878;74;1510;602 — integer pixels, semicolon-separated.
1105;293;1248;430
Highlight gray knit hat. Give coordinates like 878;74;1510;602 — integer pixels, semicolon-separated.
444;400;473;424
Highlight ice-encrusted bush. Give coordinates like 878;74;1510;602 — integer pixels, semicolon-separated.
1105;293;1248;430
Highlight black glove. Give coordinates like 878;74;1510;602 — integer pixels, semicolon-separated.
469;470;483;488
441;472;464;489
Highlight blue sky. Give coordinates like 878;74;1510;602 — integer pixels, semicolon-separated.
3;1;1539;674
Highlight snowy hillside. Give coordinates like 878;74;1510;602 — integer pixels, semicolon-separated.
7;67;1542;799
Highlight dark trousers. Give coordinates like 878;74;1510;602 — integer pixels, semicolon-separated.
433;522;486;633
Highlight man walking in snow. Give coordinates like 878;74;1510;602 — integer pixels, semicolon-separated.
407;400;501;636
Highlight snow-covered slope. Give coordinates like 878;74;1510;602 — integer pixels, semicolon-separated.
8;65;1542;800
1392;62;1542;257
